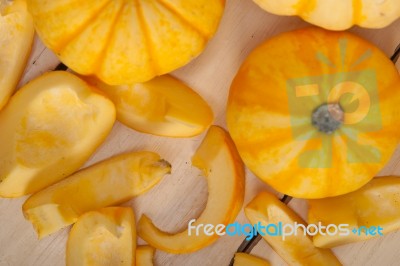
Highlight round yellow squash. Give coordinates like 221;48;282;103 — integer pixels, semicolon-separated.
253;0;400;30
227;27;400;199
26;0;225;85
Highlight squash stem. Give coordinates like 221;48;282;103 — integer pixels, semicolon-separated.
312;103;344;134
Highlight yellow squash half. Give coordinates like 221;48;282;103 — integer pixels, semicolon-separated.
27;0;225;85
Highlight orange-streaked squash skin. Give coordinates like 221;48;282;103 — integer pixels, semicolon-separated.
227;27;400;199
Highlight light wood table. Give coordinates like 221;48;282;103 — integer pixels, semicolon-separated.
1;0;400;265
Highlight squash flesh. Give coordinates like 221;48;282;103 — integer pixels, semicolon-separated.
245;192;341;266
0;71;115;197
233;253;270;266
66;207;136;266
23;151;171;238
136;246;155;266
309;176;400;248
0;0;34;110
86;75;213;137
137;126;245;253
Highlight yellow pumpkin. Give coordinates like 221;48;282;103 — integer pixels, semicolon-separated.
227;27;400;199
253;0;400;30
26;0;225;85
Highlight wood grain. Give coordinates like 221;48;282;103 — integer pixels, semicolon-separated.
1;0;400;265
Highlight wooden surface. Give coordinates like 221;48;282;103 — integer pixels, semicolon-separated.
1;0;400;265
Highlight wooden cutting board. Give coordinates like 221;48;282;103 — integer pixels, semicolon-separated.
1;0;400;265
